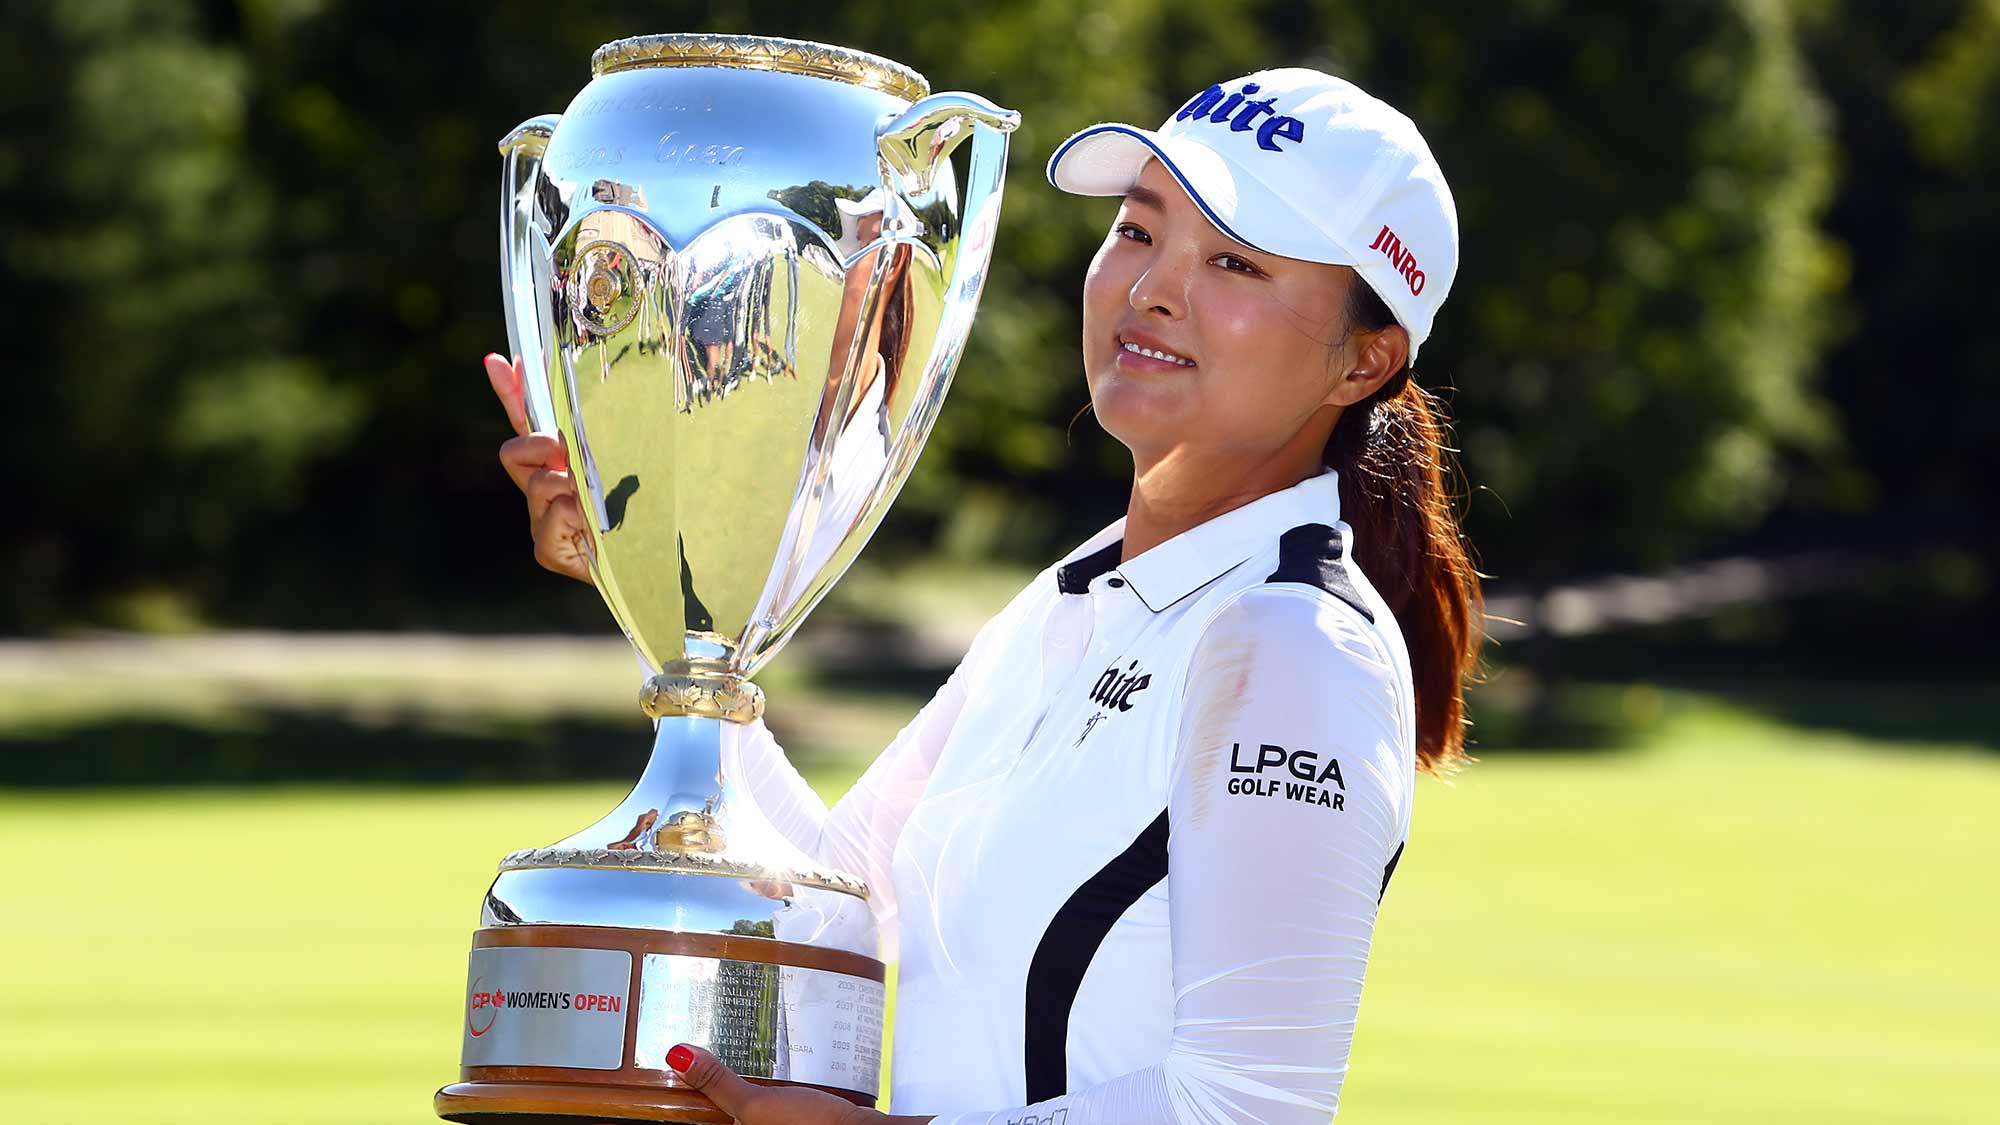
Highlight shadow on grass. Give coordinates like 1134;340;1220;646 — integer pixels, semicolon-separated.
805;654;958;700
0;709;660;787
1509;602;2000;753
1666;678;1997;752
0;676;936;788
1459;683;1652;756
1464;673;1998;757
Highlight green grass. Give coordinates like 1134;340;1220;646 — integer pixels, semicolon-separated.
1345;697;1999;1123
1;692;1995;1123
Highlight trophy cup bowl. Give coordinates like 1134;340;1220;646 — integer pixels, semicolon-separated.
436;34;1017;1124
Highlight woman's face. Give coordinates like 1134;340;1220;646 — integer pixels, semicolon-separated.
1081;159;1378;471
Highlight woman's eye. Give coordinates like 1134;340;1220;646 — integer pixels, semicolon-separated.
1113;222;1151;244
1214;254;1261;275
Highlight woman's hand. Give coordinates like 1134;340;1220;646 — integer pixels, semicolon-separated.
483;353;594;584
666;1043;932;1125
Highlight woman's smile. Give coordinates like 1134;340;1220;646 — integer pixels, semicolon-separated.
1115;329;1197;370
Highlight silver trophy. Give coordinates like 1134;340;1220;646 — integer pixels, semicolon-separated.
438;34;1016;1124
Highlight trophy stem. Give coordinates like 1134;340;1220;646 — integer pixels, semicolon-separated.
552;713;731;855
487;706;873;916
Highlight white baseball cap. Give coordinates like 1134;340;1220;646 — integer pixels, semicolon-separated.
1047;68;1458;365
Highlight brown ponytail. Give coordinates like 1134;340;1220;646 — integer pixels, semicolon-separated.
1326;281;1484;776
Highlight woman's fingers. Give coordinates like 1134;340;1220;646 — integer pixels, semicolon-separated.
664;1043;883;1124
488;351;590;585
499;433;569;493
524;466;577;526
666;1044;761;1118
531;492;594;584
484;352;531;438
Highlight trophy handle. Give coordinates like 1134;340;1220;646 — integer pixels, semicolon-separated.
874;92;1019;200
867;91;1019;513
498;114;562;432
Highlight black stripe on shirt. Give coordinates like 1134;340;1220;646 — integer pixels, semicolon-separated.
1380;839;1406;903
1023;809;1170;1102
1056;539;1124;595
1266;522;1374;622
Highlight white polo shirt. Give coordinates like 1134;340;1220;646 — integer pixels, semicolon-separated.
724;468;1415;1122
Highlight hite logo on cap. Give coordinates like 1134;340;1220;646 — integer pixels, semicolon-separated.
1174;82;1307;152
1368;224;1427;296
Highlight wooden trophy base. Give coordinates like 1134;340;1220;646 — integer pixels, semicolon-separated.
436;924;883;1124
436;1079;731;1124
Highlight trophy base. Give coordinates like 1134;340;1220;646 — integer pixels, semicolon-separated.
435;1077;872;1123
441;923;885;1123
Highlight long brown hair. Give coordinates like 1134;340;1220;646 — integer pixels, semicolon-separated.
1325;279;1484;776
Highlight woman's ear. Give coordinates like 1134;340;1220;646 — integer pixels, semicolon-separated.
1326;322;1410;408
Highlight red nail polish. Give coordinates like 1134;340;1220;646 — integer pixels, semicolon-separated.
666;1043;694;1072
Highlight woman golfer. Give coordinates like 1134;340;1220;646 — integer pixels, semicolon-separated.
486;66;1481;1124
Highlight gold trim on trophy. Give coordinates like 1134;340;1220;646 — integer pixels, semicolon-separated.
498;847;870;898
638;660;766;723
589;33;931;103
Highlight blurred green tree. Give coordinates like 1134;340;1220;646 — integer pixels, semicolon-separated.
2;0;360;630
0;0;1888;635
1797;0;1999;558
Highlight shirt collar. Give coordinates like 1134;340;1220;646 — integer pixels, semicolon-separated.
1053;470;1344;611
1054;522;1127;594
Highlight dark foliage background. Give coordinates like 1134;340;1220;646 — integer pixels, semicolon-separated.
3;0;1992;643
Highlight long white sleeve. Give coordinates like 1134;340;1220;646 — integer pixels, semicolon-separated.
719;650;976;958
934;587;1413;1123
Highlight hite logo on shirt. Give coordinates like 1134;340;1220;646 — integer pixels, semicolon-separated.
1090;660;1151;711
1076;660;1151;747
1228;742;1346;809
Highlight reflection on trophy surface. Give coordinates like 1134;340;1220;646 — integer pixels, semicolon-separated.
439;33;1016;1124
